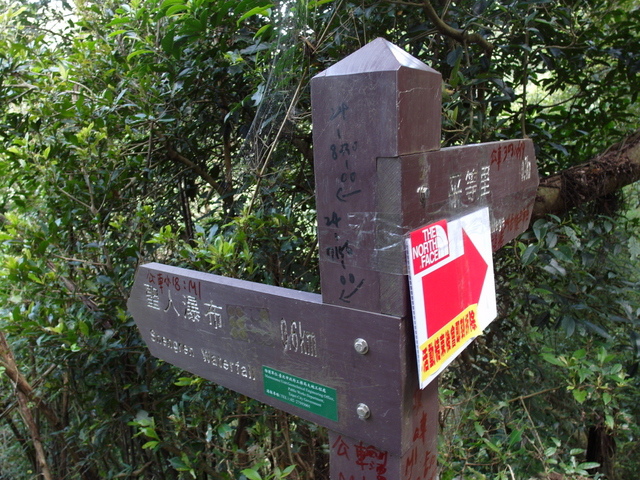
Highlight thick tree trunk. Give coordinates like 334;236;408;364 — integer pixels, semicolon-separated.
532;130;640;219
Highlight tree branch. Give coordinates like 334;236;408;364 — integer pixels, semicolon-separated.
165;143;225;196
421;0;494;56
0;332;55;480
532;130;640;219
0;333;97;478
0;333;62;429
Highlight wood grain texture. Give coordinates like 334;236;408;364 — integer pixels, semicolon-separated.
312;38;442;315
128;262;412;453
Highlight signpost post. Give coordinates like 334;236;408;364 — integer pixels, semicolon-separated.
128;38;539;479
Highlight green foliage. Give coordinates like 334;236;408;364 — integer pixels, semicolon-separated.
517;215;640;337
439;386;603;479
0;0;320;477
439;208;640;479
0;0;639;478
242;463;296;480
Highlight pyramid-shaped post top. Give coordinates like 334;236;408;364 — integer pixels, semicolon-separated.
314;37;439;77
311;37;442;161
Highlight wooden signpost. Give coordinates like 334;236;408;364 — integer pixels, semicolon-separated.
128;38;539;479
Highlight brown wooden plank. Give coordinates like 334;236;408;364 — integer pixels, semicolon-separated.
128;38;538;480
311;38;445;480
365;139;538;316
312;38;442;315
329;382;438;480
388;138;539;251
127;262;413;453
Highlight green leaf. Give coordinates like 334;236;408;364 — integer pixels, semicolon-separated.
308;0;335;7
45;321;66;335
482;438;501;453
27;272;43;284
543;258;566;277
545;231;558;248
126;50;154;62
541;352;565;367
241;468;263;480
551;245;573;262
605;414;615;429
58;63;68;80
532;219;548;242
507;428;522;447
572;389;588;404
78;321;89;336
254;24;272;39
521;243;539;265
141;426;160;440
572;348;587;360
237;4;273;25
578;462;601;470
166;4;188;16
161;33;176;56
281;465;296;477
629;236;640;260
561;316;575;337
108;29;130;37
582;320;612;340
174;377;197;386
577;367;592;384
106;17;131;27
181;17;204;35
631;331;640;357
160;0;184;10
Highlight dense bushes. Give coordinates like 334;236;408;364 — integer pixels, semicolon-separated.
0;0;639;478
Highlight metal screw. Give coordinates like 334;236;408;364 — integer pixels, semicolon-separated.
417;185;430;204
353;338;369;355
356;403;371;420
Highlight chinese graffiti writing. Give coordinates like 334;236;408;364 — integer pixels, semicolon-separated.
490;140;526;169
325;101;365;303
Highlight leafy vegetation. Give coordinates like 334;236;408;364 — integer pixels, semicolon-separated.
440;209;640;479
0;0;639;479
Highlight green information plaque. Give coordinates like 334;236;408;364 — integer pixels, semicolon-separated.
263;366;338;422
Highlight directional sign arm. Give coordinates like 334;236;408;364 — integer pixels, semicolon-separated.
128;262;413;454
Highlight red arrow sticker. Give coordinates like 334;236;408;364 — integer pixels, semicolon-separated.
422;229;487;336
406;208;496;388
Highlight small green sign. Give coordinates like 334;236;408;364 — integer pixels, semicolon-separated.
263;366;338;422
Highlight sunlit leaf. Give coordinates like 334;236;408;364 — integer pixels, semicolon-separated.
237;4;273;25
572;389;588;404
126;49;155;62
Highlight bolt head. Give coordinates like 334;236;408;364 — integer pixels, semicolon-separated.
417;185;430;204
354;338;369;355
356;403;371;420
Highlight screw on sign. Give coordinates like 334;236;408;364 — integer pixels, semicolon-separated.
127;38;538;479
